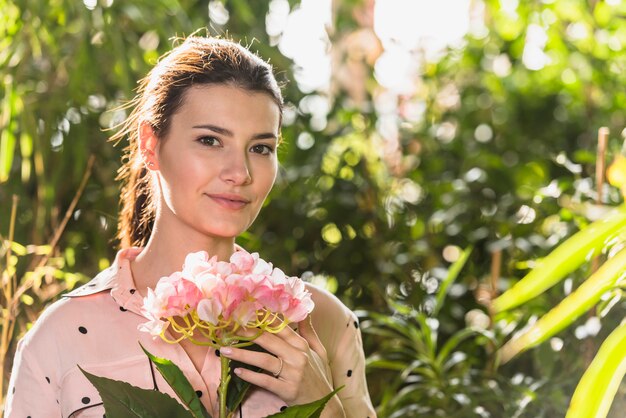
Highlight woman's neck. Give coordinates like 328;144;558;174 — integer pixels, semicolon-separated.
129;222;236;292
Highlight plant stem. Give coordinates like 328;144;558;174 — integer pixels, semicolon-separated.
219;353;231;418
0;195;19;406
586;127;609;367
15;155;94;302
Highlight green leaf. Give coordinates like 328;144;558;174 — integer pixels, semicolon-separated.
493;205;626;312
0;121;16;184
264;387;343;418
435;327;495;368
9;241;26;256
140;344;211;418
500;247;626;362
433;245;473;316
0;79;15;184
79;366;193;418
566;321;626;418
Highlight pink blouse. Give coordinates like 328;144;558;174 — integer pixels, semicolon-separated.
5;248;376;417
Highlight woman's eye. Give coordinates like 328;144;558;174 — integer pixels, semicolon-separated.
250;144;274;155
197;136;220;147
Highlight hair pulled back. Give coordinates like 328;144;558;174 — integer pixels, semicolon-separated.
112;36;284;248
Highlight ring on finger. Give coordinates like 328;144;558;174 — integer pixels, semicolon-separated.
272;357;284;378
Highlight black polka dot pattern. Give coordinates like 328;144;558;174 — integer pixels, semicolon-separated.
7;250;377;418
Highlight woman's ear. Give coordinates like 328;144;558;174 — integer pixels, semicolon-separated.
138;122;160;171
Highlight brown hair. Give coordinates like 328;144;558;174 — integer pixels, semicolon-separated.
111;36;284;248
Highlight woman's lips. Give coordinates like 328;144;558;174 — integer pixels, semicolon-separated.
206;194;250;210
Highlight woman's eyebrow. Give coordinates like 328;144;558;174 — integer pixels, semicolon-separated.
192;124;277;140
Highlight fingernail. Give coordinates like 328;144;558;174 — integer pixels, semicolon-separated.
234;368;242;376
221;347;232;355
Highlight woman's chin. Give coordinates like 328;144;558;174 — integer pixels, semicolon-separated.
201;225;249;240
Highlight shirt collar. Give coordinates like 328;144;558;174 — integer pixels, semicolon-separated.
63;248;144;314
63;245;244;305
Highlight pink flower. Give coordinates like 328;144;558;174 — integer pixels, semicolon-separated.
193;271;222;298
281;276;315;322
141;272;203;319
138;317;169;336
230;251;255;273
254;270;314;322
197;297;223;324
140;248;315;343
195;277;259;327
182;251;214;276
216;277;249;323
250;252;273;275
183;251;232;277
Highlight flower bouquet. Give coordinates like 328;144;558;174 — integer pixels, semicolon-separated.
80;250;339;418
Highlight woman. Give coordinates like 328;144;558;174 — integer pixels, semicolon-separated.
5;36;376;417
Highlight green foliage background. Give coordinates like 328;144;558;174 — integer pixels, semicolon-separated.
2;0;626;416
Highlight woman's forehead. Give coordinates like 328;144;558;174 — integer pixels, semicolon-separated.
173;84;281;131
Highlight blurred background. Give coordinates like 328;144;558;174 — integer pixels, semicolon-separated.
2;0;626;416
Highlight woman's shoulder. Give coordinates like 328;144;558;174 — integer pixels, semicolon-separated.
305;282;360;349
18;297;86;356
17;267;118;355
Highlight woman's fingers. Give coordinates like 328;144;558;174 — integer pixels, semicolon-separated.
223;319;336;407
223;346;317;404
231;366;302;402
220;346;284;378
236;324;309;356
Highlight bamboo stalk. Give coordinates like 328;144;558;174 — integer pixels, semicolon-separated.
490;249;502;300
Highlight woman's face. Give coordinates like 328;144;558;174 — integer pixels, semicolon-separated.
148;84;280;241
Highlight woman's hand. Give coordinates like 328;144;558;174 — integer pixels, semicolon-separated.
219;316;345;417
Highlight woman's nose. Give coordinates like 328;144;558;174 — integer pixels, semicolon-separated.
219;151;252;185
